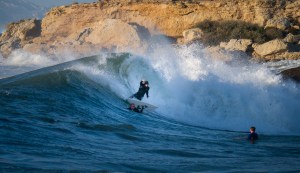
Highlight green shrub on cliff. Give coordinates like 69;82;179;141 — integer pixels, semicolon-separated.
196;20;267;46
265;27;285;40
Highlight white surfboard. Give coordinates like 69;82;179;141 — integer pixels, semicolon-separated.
127;98;158;110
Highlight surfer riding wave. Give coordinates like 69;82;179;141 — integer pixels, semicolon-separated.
130;80;150;101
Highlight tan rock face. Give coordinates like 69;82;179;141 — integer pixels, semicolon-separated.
83;19;148;53
265;18;291;30
283;33;300;43
275;52;300;61
0;0;299;59
284;0;300;24
1;19;41;41
220;39;252;52
0;19;41;57
39;0;298;41
182;28;204;44
254;39;288;57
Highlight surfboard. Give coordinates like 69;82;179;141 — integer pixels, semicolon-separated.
127;98;158;110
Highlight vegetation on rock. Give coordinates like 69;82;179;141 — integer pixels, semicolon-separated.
196;20;268;46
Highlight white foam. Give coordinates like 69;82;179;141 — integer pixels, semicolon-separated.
0;50;55;78
73;42;300;135
0;49;82;78
137;43;300;135
2;50;56;67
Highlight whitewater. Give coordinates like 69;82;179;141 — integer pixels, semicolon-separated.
1;43;300;172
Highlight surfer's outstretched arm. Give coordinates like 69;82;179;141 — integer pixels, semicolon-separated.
140;107;144;113
136;106;144;113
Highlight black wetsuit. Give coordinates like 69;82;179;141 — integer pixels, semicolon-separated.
247;132;258;140
133;82;149;101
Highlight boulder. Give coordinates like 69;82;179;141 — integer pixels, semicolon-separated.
182;28;204;43
0;19;41;42
23;19;151;57
291;25;300;30
274;52;300;61
283;33;300;43
253;39;288;57
204;45;251;63
0;19;41;57
83;19;148;54
220;39;252;52
281;66;300;82
265;18;291;30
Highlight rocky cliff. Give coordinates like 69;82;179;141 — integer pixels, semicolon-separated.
0;0;300;60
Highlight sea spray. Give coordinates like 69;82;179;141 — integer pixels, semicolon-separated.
0;50;68;78
72;43;300;135
1;43;300;135
0;48;103;79
2;50;56;67
149;43;300;135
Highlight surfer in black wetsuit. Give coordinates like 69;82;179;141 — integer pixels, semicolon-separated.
128;103;144;113
247;126;258;142
130;80;150;101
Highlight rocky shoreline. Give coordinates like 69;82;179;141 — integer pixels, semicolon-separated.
0;0;300;80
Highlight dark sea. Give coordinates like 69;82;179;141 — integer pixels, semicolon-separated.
1;48;300;172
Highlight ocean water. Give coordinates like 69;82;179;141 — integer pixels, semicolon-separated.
1;44;300;172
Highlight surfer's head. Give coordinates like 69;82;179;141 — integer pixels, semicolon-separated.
130;104;135;109
250;126;256;133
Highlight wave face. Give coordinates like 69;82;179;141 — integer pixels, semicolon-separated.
1;45;300;172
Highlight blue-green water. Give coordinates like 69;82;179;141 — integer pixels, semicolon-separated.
1;53;300;172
